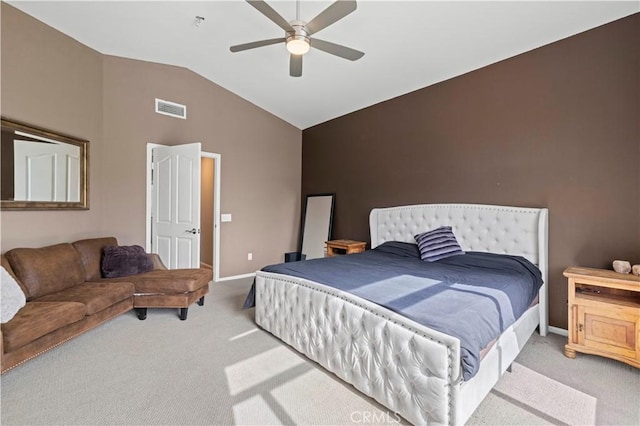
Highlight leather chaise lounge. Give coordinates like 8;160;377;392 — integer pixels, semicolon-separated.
0;236;212;373
71;237;212;321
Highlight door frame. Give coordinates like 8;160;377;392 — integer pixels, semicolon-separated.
146;143;222;282
201;151;221;282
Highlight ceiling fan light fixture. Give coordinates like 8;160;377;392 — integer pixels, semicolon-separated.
286;35;310;55
230;0;364;76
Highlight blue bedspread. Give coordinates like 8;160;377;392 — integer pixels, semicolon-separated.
245;241;542;380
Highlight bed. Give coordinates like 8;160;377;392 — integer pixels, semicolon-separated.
252;203;548;425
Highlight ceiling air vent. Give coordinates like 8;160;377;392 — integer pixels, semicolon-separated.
155;98;187;119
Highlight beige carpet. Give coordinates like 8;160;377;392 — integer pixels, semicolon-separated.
1;278;638;425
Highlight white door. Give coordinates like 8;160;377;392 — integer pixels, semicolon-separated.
151;143;201;269
13;139;81;202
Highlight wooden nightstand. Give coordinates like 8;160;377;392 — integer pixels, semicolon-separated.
325;239;366;256
563;266;640;368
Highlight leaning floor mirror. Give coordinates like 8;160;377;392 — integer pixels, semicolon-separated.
299;193;335;260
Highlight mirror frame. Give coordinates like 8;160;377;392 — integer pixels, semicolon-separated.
1;118;89;210
299;193;335;259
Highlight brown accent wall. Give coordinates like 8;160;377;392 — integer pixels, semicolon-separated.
1;4;302;277
302;14;640;330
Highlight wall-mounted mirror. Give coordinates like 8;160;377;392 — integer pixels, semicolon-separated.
1;118;88;210
300;193;335;259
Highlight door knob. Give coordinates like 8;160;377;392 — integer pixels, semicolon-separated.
185;228;199;234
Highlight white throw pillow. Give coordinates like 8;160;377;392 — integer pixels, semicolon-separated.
1;265;26;323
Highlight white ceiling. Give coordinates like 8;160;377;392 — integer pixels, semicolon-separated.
7;1;639;129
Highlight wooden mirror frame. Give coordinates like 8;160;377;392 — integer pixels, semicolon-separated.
1;118;89;210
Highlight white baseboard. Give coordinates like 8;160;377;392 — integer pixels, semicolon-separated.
548;326;568;336
216;272;256;282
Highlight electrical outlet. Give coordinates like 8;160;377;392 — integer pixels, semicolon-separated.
247;253;253;261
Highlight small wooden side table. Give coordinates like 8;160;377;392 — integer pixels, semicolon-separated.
563;266;640;368
325;239;366;256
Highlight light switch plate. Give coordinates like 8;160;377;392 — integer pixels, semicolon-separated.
221;213;232;222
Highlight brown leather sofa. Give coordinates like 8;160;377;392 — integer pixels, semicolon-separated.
1;237;212;373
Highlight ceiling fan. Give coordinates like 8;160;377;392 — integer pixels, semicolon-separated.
230;0;364;77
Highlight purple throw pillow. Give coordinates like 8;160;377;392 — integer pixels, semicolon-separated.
414;226;465;262
101;245;154;278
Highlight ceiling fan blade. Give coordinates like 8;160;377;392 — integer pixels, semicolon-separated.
247;0;293;32
290;54;302;77
311;38;364;61
304;0;357;35
230;38;285;53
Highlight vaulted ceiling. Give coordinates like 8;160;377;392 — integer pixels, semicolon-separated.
7;1;639;129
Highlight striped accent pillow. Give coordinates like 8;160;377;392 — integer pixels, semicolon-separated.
414;226;465;262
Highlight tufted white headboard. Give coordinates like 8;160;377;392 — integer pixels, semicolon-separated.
369;203;549;334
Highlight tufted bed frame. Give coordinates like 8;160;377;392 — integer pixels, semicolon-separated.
254;203;548;425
